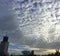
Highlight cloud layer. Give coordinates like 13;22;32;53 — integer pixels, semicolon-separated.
0;0;60;48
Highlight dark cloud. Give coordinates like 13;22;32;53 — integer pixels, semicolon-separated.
0;15;17;31
48;42;60;49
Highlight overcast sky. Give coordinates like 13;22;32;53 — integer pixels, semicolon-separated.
0;0;60;49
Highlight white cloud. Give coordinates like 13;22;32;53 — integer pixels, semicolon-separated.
0;0;60;48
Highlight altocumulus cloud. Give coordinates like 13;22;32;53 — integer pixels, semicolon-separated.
0;0;60;49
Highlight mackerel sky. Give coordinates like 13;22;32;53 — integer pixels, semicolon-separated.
0;0;60;49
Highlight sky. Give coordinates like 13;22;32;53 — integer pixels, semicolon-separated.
0;0;60;50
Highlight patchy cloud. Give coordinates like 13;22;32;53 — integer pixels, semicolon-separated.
0;0;60;49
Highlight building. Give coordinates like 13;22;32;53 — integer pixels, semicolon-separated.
0;35;9;56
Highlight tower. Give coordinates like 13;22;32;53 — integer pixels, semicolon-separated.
0;35;9;56
31;50;34;55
